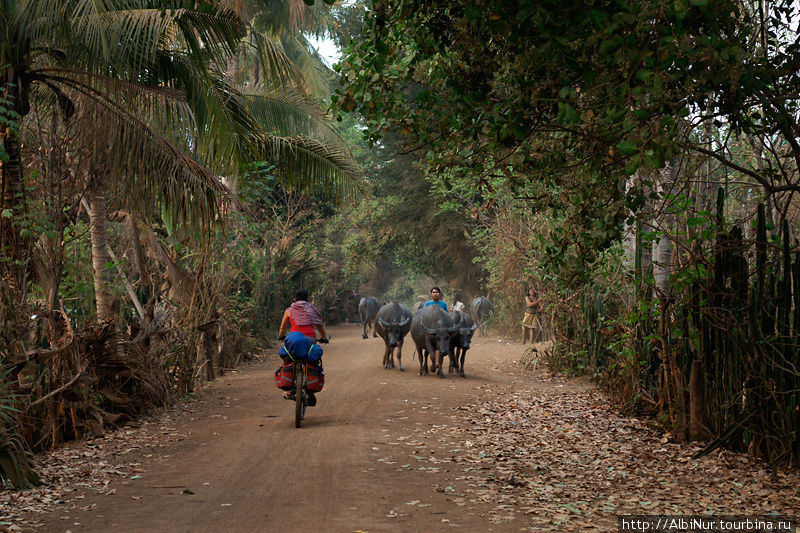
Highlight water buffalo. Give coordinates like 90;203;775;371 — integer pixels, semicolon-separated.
412;301;424;312
410;305;462;378
471;296;494;336
375;302;412;370
447;310;477;377
358;296;380;339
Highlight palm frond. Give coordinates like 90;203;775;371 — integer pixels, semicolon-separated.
245;29;306;91
139;53;260;174
279;33;331;98
15;0;245;77
43;68;227;230
239;84;345;147
251;0;333;38
264;134;363;201
71;4;245;76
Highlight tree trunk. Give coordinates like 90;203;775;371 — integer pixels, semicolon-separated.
653;220;673;297
746;134;778;234
220;175;238;213
653;164;678;297
0;128;24;290
635;220;653;301
621;173;638;268
688;359;711;440
88;178;114;322
695;103;717;214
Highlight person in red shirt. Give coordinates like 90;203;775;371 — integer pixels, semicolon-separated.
277;289;328;405
278;289;329;341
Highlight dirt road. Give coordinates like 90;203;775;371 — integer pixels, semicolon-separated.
27;325;536;532
17;324;800;532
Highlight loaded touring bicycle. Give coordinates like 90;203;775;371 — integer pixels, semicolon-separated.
274;332;328;428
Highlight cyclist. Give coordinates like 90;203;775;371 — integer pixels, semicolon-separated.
278;289;328;404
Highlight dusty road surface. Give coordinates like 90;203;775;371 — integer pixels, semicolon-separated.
26;324;538;532
15;324;800;532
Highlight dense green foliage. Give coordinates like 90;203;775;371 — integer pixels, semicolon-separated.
337;0;800;281
334;0;800;466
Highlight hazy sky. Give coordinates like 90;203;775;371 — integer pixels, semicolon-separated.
308;35;342;68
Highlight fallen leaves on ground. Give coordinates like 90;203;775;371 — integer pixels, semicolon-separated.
381;368;800;532
0;411;191;531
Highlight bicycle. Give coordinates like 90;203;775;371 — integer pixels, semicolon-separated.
278;336;329;428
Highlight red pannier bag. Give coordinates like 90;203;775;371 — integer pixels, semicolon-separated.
305;362;325;392
274;362;294;391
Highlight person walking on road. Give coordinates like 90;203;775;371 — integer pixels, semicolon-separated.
424;287;448;311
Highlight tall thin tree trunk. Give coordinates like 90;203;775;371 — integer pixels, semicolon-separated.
653;217;673;297
654;164;678;297
220;175;239;214
636;176;653;299
622;173;639;269
688;359;711;440
87;178;114;322
747;134;778;233
695;117;714;214
0;129;24;290
704;118;717;212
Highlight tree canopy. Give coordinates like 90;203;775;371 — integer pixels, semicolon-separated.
336;0;800;277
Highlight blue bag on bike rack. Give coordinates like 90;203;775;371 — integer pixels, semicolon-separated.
306;344;323;362
280;331;323;362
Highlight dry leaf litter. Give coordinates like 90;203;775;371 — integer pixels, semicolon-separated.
373;361;800;532
0;408;190;531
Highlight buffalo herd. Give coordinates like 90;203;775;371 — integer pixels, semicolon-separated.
359;296;494;378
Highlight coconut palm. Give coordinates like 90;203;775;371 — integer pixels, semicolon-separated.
249;0;338;96
0;0;243;290
223;0;339;97
1;0;360;317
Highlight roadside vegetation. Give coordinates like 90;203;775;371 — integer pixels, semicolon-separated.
0;0;365;488
337;0;800;466
2;0;800;492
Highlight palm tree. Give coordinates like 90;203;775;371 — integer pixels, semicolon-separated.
249;0;338;96
223;0;338;95
2;0;360;320
0;0;243;291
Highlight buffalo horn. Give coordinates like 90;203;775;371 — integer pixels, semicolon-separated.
420;320;437;334
447;316;463;333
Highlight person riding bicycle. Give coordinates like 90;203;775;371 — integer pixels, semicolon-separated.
279;289;328;341
278;289;328;405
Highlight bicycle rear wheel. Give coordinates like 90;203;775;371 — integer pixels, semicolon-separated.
295;363;304;428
